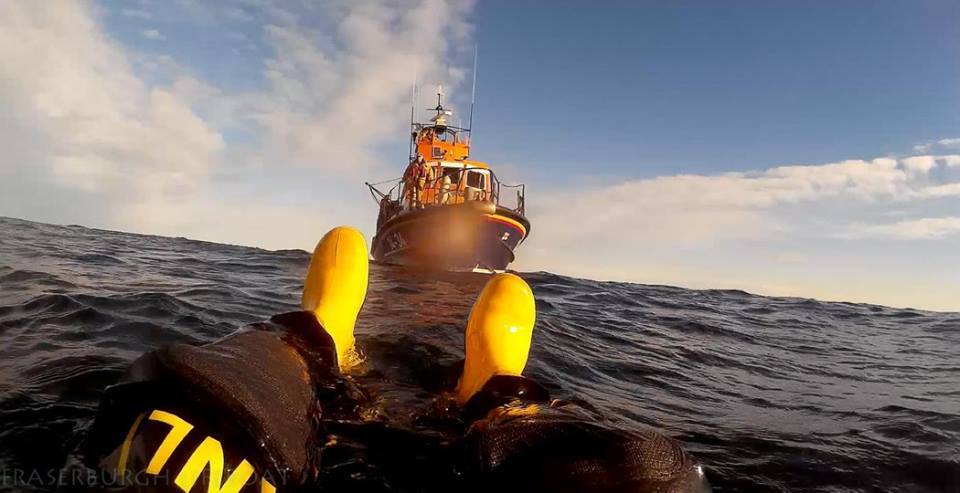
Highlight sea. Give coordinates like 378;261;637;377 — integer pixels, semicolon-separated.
0;216;957;492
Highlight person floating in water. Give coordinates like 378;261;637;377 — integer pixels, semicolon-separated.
83;227;710;492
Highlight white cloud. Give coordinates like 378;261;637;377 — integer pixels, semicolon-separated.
527;155;960;248
849;216;960;240
512;150;960;310
902;155;937;174
919;182;960;198
771;251;808;264
249;0;473;173
141;28;165;40
0;0;474;247
120;9;153;19
0;2;220;226
224;6;254;22
913;137;960;153
121;8;152;19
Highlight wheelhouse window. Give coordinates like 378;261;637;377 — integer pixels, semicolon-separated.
466;170;486;190
464;169;490;201
441;167;462;183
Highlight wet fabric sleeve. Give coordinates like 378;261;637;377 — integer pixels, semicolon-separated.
456;376;711;493
83;311;339;492
93;405;279;492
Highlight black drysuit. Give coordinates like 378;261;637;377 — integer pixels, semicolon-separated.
84;312;710;493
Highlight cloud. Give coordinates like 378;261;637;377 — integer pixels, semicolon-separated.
511;152;960;311
0;2;221;226
920;182;960;198
902;155;937;174
0;0;475;246
249;0;474;173
141;28;165;40
913;137;960;153
527;155;960;248
848;216;960;239
120;8;152;19
224;6;254;22
771;251;808;264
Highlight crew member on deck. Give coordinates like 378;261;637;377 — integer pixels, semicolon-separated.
415;156;428;208
422;159;438;205
403;157;426;209
84;227;710;492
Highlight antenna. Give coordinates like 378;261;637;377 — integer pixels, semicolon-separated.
409;80;416;128
468;44;478;133
409;76;417;160
435;84;444;111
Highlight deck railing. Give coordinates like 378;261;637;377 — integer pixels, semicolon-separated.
366;169;526;221
497;183;526;216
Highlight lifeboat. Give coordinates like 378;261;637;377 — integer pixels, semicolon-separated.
366;88;530;272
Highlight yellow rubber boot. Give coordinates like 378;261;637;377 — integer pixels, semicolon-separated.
301;226;369;371
455;273;536;405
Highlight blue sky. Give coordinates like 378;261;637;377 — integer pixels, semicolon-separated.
472;0;960;178
102;0;960;176
1;0;958;310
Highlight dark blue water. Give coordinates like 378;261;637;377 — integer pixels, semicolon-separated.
0;216;957;492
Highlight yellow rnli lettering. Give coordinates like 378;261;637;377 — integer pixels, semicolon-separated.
146;410;194;474
174;436;255;493
137;409;274;492
116;412;146;474
260;478;276;493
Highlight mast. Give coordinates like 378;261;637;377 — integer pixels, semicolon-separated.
468;45;477;134
409;80;416;160
429;85;451;128
409;84;471;161
410;81;416;128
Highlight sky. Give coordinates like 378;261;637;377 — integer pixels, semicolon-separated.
1;0;958;311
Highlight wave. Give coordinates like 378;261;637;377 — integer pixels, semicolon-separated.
0;216;957;492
